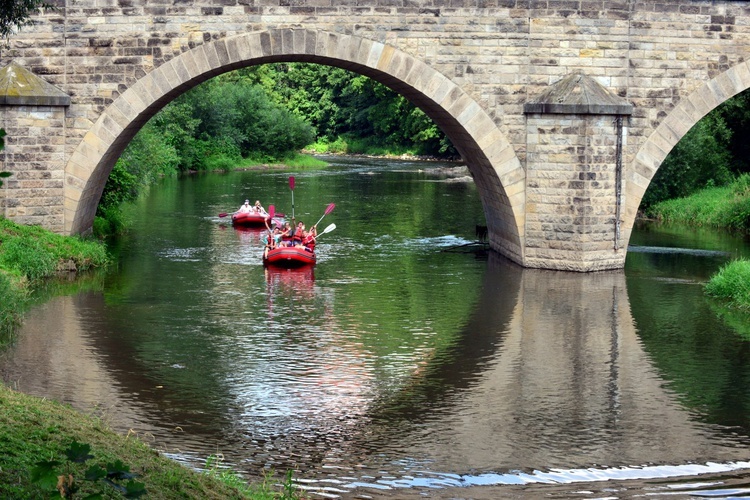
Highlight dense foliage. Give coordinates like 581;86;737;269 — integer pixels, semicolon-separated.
642;90;750;208
140;62;456;168
169;78;316;169
237;63;456;157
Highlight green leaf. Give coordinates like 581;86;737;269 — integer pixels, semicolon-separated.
82;495;104;500
124;480;148;498
30;460;60;490
0;172;11;178
66;440;94;463
85;464;107;481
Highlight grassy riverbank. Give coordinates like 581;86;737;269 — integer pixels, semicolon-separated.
0;383;304;498
229;152;328;171
0;384;250;498
644;174;750;231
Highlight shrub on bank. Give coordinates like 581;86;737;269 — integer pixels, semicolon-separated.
705;258;750;309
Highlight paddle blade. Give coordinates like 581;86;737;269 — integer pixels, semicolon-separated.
324;202;335;215
322;223;336;234
218;212;228;218
268;205;275;219
289;176;295;190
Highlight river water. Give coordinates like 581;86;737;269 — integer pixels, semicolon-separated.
3;156;750;498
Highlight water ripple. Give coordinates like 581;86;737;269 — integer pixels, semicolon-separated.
295;461;750;497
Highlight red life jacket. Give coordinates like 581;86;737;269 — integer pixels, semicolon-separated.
302;235;316;250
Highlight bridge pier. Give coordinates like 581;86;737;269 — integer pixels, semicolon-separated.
519;74;633;272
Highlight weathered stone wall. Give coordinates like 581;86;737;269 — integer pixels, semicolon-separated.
2;1;750;270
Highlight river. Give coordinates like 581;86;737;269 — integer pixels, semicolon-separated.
3;156;750;498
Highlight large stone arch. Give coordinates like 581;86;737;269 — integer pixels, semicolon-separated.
64;28;526;263
623;61;750;243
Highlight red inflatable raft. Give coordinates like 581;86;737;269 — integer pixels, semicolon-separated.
263;246;316;267
232;212;271;227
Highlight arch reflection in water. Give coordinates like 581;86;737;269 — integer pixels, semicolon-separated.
3;252;750;497
306;252;748;496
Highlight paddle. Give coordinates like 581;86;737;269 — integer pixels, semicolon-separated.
289;176;296;223
218;212;231;218
263;205;275;230
313;203;335;228
315;223;336;238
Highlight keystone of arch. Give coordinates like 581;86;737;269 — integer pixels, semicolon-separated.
64;28;525;259
624;60;750;242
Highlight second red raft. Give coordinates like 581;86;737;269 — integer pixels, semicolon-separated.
232;212;271;227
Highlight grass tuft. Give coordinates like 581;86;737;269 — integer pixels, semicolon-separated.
705;258;750;309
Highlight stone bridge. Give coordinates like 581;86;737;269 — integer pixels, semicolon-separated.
1;1;749;271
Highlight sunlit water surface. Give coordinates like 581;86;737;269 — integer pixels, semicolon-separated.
4;157;750;498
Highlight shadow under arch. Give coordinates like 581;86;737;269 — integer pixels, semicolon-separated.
622;60;750;246
63;28;525;263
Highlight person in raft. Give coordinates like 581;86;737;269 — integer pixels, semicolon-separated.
281;221;294;243
263;217;284;253
292;222;306;246
253;200;268;215
238;199;252;213
301;225;317;251
293;222;316;252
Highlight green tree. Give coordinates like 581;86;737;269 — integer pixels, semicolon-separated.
99;121;179;211
236;63;457;157
642;111;734;208
714;90;750;175
172;78;314;165
0;0;52;48
151;101;201;169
